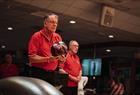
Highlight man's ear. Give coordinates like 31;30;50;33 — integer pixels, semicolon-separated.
44;20;47;27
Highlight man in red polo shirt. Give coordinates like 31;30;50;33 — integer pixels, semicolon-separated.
59;40;82;95
28;13;65;72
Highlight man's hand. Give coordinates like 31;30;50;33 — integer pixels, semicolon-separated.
57;54;66;63
69;74;81;82
77;75;81;81
59;68;68;74
49;56;58;62
49;55;66;63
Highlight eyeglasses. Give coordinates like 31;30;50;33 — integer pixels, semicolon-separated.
46;20;58;24
72;45;79;47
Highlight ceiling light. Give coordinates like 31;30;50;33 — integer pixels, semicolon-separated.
1;45;6;49
8;27;13;30
108;35;114;38
69;20;76;24
106;49;111;52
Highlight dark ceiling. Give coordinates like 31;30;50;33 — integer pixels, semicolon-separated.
0;0;140;58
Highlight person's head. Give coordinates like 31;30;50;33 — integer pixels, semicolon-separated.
43;13;58;33
69;40;79;54
4;54;13;64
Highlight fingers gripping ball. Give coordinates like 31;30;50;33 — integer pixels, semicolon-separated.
51;41;68;56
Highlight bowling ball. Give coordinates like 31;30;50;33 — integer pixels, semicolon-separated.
51;41;67;56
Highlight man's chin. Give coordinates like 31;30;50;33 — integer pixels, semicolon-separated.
51;30;56;33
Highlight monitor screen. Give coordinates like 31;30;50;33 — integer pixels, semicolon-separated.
82;58;102;76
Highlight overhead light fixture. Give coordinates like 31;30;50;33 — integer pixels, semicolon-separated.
8;27;13;30
1;45;6;49
108;35;114;38
69;20;76;24
106;49;111;52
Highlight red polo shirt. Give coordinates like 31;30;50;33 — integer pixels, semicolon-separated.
60;52;82;87
28;28;62;71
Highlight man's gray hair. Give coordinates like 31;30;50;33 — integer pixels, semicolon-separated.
44;13;58;20
69;40;78;47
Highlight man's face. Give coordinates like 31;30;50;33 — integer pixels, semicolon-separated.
44;15;58;33
70;41;79;54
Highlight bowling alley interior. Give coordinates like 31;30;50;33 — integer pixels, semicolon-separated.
0;0;140;95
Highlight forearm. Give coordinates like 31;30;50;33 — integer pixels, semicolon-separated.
78;70;82;79
29;54;51;63
59;68;79;82
68;74;79;82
